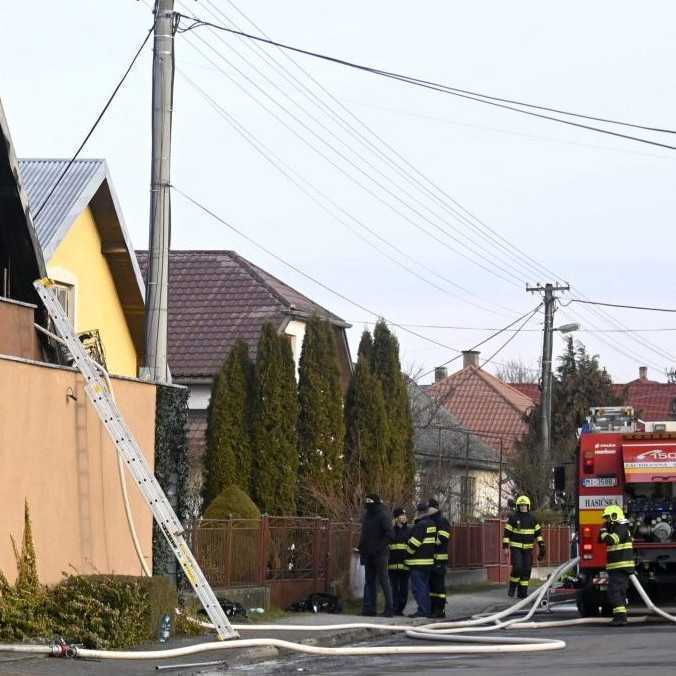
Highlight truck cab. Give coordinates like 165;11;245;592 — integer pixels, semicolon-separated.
576;406;676;615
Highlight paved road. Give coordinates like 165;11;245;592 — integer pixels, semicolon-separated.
247;617;676;676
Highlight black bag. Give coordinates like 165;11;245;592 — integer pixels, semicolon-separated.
287;592;343;614
198;598;247;619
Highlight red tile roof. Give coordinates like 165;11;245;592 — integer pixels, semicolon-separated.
136;250;348;379
509;381;676;422
429;366;535;453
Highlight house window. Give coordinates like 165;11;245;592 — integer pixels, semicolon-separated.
52;282;75;326
460;475;476;517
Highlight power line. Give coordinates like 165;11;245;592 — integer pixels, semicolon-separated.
568;299;676;313
179;27;527;289
416;303;542;381
32;25;153;221
180;1;676;370
175;13;676;151
177;70;510;317
192;2;676;369
172;185;540;372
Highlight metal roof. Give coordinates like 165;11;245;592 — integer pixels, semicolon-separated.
18;159;106;259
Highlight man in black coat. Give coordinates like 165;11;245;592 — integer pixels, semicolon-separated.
358;493;395;617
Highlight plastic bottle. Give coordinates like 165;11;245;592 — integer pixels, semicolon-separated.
159;613;172;643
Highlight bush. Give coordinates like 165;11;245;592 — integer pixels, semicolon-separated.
203;485;261;519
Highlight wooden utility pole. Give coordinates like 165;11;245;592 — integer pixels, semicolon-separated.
143;0;175;383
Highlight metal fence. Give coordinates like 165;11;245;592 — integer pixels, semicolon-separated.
189;517;360;608
190;517;571;605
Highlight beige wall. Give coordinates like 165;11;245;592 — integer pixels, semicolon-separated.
0;356;156;584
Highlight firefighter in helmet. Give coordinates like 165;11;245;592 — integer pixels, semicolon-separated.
502;495;546;598
599;504;634;626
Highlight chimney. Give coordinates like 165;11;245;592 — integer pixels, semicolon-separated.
463;350;480;369
434;366;448;383
639;366;648;382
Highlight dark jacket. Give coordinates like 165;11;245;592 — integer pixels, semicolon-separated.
358;503;394;558
431;512;451;563
405;515;437;568
502;512;544;550
599;521;634;573
388;523;412;571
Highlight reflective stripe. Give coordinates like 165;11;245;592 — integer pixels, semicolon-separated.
426;526;437;533
389;543;408;550
435;554;449;561
405;558;434;566
607;542;633;552
504;524;514;532
502;538;510;544
388;563;409;571
511;528;535;535
422;537;437;545
429;593;447;599
509;542;535;550
603;532;621;545
536;536;544;543
519;580;530;586
613;605;627;614
409;537;421;547
406;547;415;555
509;576;520;583
607;560;635;570
438;530;450;539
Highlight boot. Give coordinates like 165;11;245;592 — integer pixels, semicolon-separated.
611;614;627;626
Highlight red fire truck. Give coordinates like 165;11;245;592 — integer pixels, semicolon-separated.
575;406;676;615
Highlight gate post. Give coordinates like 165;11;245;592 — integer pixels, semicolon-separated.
258;516;270;585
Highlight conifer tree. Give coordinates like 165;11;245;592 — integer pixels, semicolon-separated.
203;340;254;505
370;320;415;500
251;323;299;514
297;316;345;514
344;344;389;496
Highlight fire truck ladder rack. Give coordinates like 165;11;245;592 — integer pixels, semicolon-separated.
33;278;238;641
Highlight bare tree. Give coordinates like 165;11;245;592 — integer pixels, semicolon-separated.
494;358;540;384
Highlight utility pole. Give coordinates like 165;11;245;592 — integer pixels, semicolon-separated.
143;0;175;383
527;283;570;467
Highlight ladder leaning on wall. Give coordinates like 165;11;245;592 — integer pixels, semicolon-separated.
33;278;238;641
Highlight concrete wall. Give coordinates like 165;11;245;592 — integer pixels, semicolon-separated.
0;297;41;361
47;206;138;377
0;355;156;584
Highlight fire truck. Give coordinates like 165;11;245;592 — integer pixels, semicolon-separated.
575;406;676;615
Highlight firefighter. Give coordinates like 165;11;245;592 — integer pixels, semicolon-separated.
405;502;437;618
428;498;451;618
388;507;412;615
599;504;634;626
502;495;546;598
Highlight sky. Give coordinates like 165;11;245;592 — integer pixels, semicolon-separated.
2;1;675;385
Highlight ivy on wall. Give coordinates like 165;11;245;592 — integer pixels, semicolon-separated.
152;383;190;580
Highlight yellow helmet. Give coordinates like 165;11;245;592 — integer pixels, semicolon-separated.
515;495;531;508
602;505;625;521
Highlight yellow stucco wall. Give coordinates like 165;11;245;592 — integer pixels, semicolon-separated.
47;207;138;377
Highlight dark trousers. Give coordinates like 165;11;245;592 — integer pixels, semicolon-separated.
607;570;630;616
429;565;447;616
362;554;393;613
388;570;410;614
509;548;533;598
410;567;432;617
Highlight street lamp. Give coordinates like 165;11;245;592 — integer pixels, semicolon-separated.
555;323;581;334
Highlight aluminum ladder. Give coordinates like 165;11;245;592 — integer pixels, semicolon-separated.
33;278;237;640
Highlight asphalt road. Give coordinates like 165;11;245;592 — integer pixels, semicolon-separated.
247;618;676;676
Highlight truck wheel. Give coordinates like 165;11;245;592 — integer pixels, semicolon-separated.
576;587;602;617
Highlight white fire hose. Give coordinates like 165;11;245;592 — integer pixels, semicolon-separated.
2;558;676;661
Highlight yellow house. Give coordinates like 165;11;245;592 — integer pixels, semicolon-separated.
18;159;144;377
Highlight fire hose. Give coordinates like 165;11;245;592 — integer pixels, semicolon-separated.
3;558;676;660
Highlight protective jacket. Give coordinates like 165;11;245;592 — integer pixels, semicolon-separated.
599;521;635;572
388;523;412;571
503;512;544;550
431;512;451;564
405;515;437;568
